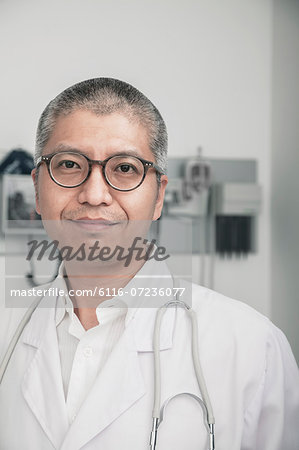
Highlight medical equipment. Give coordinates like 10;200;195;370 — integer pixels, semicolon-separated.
0;290;216;450
150;299;215;449
212;183;262;257
164;151;211;218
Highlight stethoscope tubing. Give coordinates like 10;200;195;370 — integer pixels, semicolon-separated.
150;296;215;450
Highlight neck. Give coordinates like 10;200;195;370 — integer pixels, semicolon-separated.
62;258;146;329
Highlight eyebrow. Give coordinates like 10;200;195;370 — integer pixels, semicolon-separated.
47;144;146;160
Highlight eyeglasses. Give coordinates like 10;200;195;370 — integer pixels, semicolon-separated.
36;151;164;191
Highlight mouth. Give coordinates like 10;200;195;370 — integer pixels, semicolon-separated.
68;218;120;231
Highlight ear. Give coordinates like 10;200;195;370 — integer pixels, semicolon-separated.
31;168;41;215
153;175;168;221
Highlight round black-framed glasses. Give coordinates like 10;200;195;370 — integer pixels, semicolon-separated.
36;151;164;192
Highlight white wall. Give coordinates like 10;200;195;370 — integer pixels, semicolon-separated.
0;1;272;316
271;0;299;362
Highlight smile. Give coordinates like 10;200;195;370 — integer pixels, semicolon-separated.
69;218;120;231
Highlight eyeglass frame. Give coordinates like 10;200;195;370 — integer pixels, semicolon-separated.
36;151;165;192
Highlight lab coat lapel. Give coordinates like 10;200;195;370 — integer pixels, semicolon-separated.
62;306;175;449
21;298;68;449
61;323;145;450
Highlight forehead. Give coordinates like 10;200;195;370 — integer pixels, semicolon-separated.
43;110;152;159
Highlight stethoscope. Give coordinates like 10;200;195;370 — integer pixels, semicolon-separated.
0;288;216;450
150;298;215;450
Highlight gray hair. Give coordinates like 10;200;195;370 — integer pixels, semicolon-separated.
35;78;168;174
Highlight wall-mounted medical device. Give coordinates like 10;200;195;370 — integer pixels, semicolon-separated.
160;155;262;258
212;183;262;216
164;151;211;217
212;183;262;256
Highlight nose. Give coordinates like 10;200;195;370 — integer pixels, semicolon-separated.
77;164;113;206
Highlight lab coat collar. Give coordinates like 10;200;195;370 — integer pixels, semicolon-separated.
52;257;177;351
23;263;176;352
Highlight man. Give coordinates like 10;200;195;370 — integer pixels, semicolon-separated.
0;78;298;449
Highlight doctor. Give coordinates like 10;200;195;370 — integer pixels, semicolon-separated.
0;78;299;449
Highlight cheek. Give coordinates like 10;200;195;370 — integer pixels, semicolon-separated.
38;192;58;219
37;181;68;219
118;185;158;220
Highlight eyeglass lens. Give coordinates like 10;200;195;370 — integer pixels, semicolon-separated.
50;153;145;190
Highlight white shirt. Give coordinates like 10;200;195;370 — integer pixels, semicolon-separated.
55;293;127;423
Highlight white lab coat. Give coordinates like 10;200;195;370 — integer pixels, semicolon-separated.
0;270;299;450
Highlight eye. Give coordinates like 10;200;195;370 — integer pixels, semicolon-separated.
59;160;81;169
107;156;144;179
115;163;137;174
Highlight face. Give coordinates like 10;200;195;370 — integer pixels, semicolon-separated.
32;110;168;247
